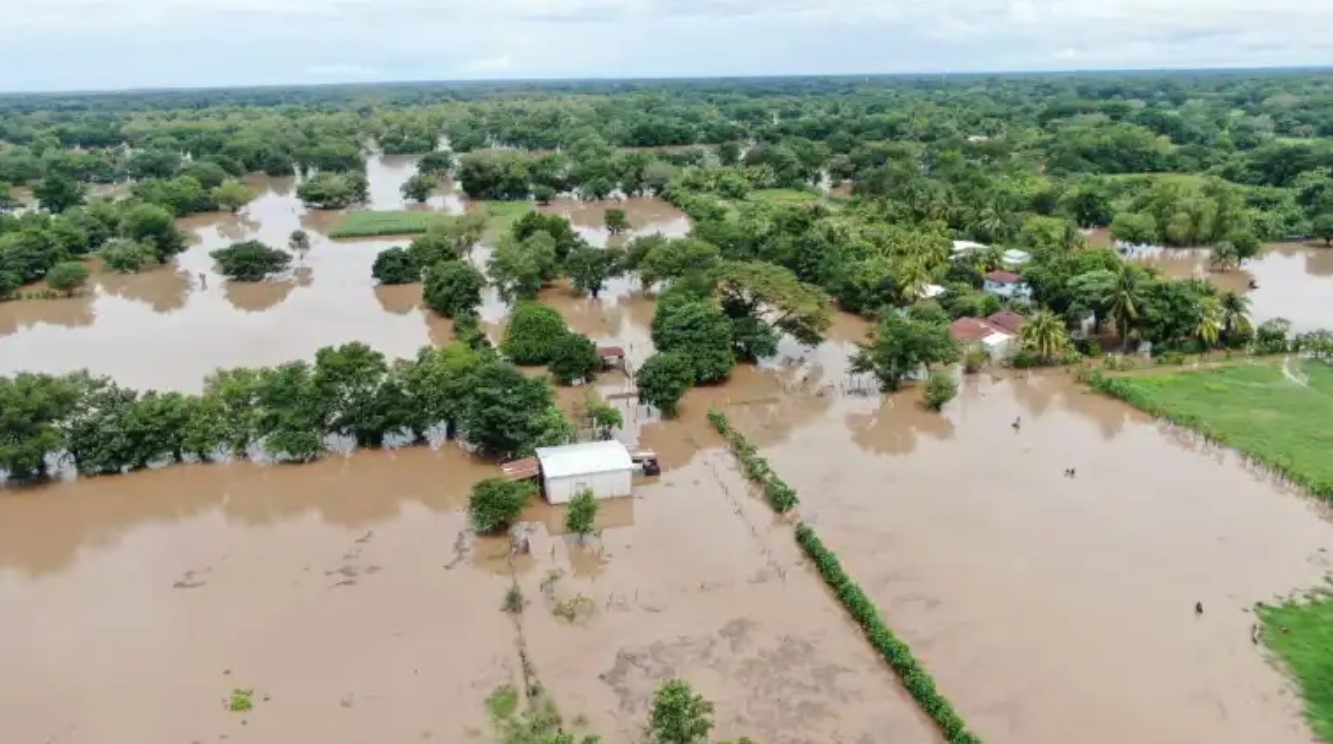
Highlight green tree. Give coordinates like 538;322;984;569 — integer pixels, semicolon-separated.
649;680;714;744
489;232;558;302
120;203;186;261
100;239;155;273
850;312;960;392
548;332;600;386
566;243;622;298
716;261;832;347
401;173;435;203
288;229;312;261
1312;213;1333;246
638;237;720;288
371;247;420;284
1219;290;1253;345
716;141;742;166
34;174;86;213
394;343;482;439
578;391;623;440
0;373;79;481
1193;295;1223;348
1103;265;1144;349
297;171;368;209
1208;241;1240;271
211;179;254;212
923;371;958;411
210;240;292;281
0;181;16;212
313;342;410;447
44;260;90;295
461;361;557;458
604;208;629;235
636;352;695;418
468;478;536;533
503;301;570;365
417;151;454;175
651;294;735;383
565;489;599;541
1109;211;1159;245
1019;309;1070;363
532;184;557;205
423;260;486;318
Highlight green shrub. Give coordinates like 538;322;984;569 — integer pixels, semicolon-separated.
371;247;420;284
468;478;536;533
923;372;958;411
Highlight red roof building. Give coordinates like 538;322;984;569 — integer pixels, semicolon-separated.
949;312;1026;344
986;310;1025;335
984;270;1022;284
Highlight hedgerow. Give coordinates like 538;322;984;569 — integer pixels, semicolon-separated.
708;409;981;743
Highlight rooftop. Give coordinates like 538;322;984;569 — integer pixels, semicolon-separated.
985;270;1022;284
535;440;633;479
986;310;1026;335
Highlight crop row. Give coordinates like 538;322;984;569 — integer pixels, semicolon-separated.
708;409;982;743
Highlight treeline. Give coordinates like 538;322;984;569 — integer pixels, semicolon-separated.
0;341;576;484
0;197;186;297
456;143;702;202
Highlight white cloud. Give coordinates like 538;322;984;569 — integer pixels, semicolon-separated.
463;55;514;74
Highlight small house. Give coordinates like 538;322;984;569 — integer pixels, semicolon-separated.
1000;248;1031;268
951;239;989;257
533;440;635;504
983;270;1032;304
949;311;1027;360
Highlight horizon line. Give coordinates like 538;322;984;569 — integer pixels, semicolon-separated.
2;63;1331;99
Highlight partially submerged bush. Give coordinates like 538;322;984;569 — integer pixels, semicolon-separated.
468;478;536;533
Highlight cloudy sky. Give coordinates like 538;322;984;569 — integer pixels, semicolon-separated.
1;0;1331;92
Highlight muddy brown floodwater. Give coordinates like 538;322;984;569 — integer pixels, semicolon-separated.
0;156;690;391
3;157;1332;743
1090;228;1333;332
723;371;1332;744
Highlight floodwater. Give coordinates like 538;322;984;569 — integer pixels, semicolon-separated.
1090;228;1333;332
0;156;690;391
4;156;1333;743
724;372;1332;744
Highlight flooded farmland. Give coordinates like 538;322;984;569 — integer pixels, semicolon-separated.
2;155;1332;743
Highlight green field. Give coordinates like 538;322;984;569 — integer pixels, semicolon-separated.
477;200;533;237
748;188;822;206
1258;590;1333;743
328;210;456;238
1093;360;1333;499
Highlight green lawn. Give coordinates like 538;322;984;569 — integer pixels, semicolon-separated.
328;210;456;238
1094;360;1333;499
1258;589;1333;743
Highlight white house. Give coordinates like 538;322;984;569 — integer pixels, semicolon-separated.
983;270;1033;304
951;239;989;257
534;440;635;504
1000;248;1031;268
921;283;946;300
949;311;1026;360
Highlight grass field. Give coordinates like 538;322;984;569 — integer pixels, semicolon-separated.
1258;589;1333;743
1092;360;1333;499
748;188;822;206
328;210;456;238
476;200;533;237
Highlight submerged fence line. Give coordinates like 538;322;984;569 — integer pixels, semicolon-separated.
707;409;983;744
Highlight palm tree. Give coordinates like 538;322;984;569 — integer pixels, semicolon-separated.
1103;265;1143;350
1219;291;1253;342
1020;309;1070;363
896;260;931;303
1193;296;1223;348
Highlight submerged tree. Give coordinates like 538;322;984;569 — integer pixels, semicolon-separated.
850;312;959;392
44;261;90;295
468;478;536;534
210;241;292;281
636;352;694;418
401;173;435;203
649;679;715;744
565;489;599;541
423;260;486;318
604;207;629;235
288;229;312;262
371;247;420;284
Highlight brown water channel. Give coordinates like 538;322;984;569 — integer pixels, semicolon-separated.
1;158;1331;743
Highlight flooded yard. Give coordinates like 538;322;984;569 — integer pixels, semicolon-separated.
724;373;1332;744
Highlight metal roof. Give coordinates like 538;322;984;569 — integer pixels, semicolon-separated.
499;457;541;481
535;440;634;479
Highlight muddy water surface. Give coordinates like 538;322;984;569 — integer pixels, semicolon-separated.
0;156;689;391
725;372;1332;744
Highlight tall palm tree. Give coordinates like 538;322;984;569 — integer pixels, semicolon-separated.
1219;291;1253;341
1103;265;1143;350
1193;296;1223;348
1020;309;1070;363
896;260;931;303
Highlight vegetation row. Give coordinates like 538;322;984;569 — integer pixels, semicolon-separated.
707;410;980;744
